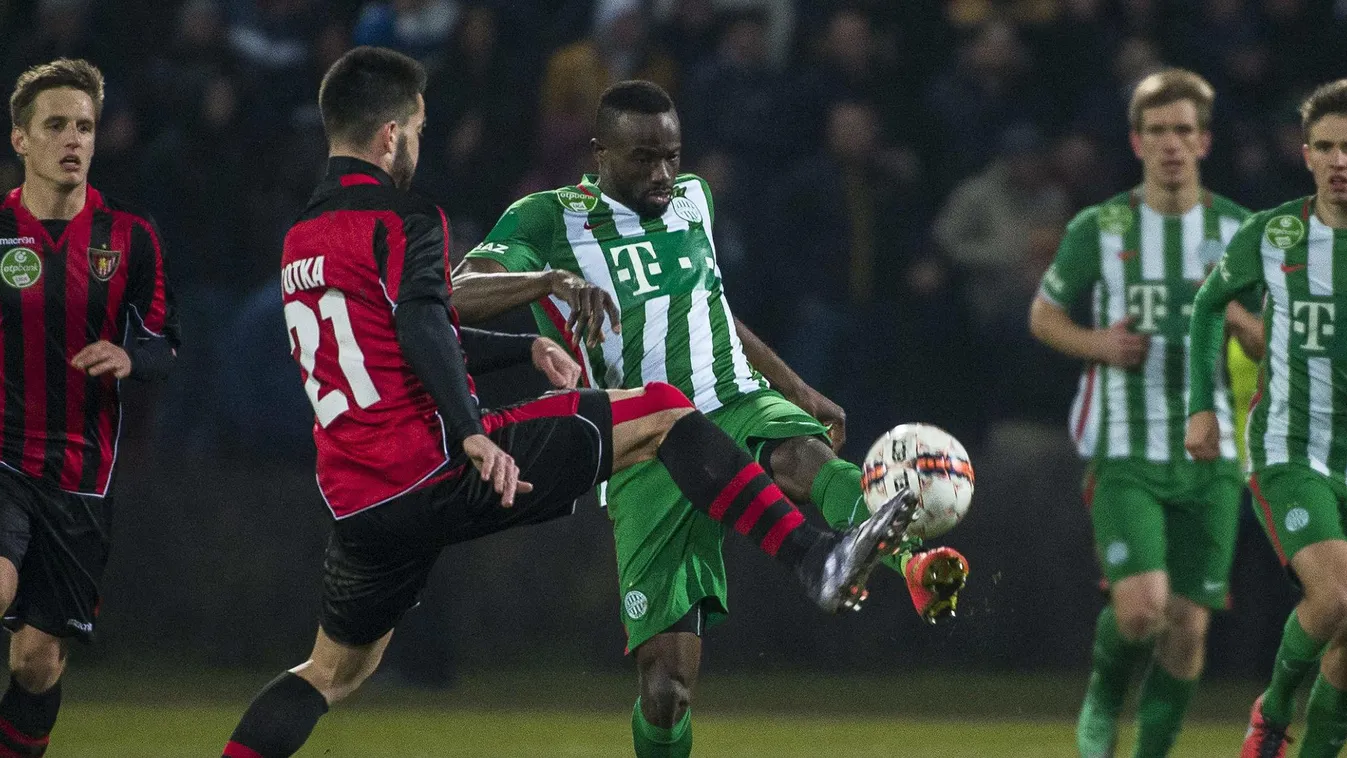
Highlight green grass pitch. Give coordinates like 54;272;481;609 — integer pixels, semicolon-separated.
45;667;1263;757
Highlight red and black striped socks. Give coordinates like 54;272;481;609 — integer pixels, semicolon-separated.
0;679;59;757
656;411;825;566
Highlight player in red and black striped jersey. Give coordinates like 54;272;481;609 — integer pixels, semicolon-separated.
0;59;178;757
221;47;917;758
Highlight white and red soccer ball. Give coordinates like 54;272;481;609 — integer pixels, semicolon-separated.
861;423;974;540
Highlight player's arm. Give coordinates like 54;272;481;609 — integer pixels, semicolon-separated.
453;257;619;348
75;216;181;380
394;208;534;504
1225;301;1265;362
1028;209;1148;369
734;318;846;451
1186;218;1265;460
458;326;580;388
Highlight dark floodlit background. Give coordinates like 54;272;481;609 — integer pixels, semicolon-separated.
0;0;1341;754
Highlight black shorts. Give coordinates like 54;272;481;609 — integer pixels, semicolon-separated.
0;467;110;643
320;389;614;646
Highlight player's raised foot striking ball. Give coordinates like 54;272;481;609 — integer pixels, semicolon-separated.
796;488;916;613
1240;695;1292;758
903;546;969;624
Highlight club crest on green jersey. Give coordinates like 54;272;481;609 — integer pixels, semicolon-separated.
1266;215;1306;249
557;187;598;213
1097;205;1134;235
671;196;702;223
0;247;41;289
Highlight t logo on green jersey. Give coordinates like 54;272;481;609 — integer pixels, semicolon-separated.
1127;283;1168;333
1292;300;1336;351
610;241;662;295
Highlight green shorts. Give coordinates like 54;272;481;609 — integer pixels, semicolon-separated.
1086;458;1243;609
606;389;828;652
1249;463;1347;567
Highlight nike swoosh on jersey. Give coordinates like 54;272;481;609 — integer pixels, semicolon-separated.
1281;263;1307;273
1119;250;1138;260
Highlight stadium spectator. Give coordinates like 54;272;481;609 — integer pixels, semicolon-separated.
934;122;1069;329
923;19;1051;185
538;0;677;121
351;0;459;68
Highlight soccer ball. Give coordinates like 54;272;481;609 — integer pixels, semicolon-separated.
861;423;974;540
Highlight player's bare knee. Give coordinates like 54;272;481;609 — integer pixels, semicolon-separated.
8;639;65;693
1115;598;1165;642
769;436;832;502
1306;582;1347;633
642;668;693;727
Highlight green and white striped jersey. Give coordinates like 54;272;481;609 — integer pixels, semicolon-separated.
1039;189;1250;462
1191;197;1347;483
465;173;767;414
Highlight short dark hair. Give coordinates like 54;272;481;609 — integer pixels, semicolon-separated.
1300;79;1347;142
10;58;105;130
596;80;675;138
318;46;426;146
1128;68;1214;132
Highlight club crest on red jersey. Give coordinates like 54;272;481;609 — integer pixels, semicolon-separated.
88;247;121;282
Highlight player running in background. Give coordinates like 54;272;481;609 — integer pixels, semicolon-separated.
451;80;969;758
220;48;914;758
0;59;178;757
1188;78;1347;758
1029;69;1262;758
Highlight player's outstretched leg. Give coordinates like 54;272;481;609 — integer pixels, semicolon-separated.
223;628;388;758
767;437;968;622
1077;603;1155;758
609;383;914;613
0;627;66;758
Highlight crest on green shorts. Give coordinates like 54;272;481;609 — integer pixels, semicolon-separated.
1265;215;1306;249
623;590;648;620
557;187;598;213
0;247;41;289
1097;205;1134;235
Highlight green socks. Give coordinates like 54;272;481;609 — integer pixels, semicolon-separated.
632;698;692;758
1262;611;1328;727
1078;606;1153;758
1300;674;1347;758
1132;664;1196;757
810;457;867;528
809;458;906;571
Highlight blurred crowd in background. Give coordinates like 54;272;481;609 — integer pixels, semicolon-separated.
5;0;1346;458
0;0;1339;678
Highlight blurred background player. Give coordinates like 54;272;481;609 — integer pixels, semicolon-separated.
0;58;177;757
452;79;969;758
1188;78;1347;758
221;48;913;758
1029;69;1262;758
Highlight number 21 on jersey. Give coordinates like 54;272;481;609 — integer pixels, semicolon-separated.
285;289;381;427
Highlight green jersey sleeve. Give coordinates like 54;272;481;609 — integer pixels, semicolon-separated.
464;194;555;273
1188;214;1266;414
1038;207;1101;308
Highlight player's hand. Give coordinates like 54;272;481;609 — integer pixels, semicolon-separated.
549;269;621;348
1097;315;1149;370
1185;410;1221;461
903;546;968;624
70;340;132;379
793;384;847;452
463;434;533;507
532;337;581;388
